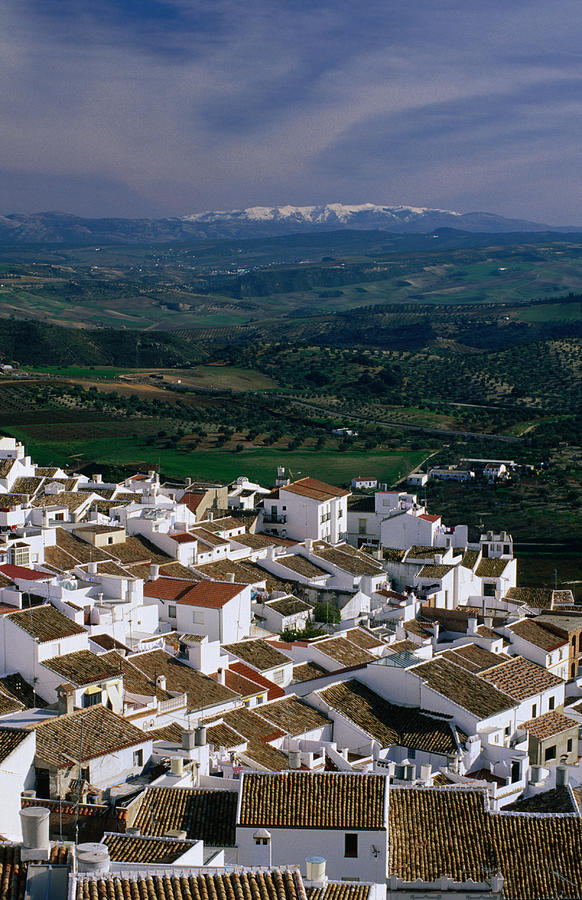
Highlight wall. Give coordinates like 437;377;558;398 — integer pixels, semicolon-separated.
0;729;36;840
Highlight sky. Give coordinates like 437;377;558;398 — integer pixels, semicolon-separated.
2;0;582;223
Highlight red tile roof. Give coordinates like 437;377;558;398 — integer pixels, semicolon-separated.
282;477;350;502
0;564;51;581
144;576;246;608
230;661;286;700
178;492;206;512
418;514;441;523
169;532;198;544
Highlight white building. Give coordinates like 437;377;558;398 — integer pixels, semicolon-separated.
143;577;251;643
261;477;350;544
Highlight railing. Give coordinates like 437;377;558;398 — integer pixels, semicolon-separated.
158;693;188;713
264;513;286;524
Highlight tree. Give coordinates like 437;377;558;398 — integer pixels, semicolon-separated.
313;601;341;625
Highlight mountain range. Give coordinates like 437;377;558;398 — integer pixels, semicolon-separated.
0;202;574;245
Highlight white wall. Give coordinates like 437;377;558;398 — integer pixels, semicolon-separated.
0;730;36;840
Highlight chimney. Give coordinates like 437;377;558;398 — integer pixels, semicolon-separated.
76;843;110;875
225;573;235;583
420;763;432;784
434;554;443;565
92;474;102;484
20;808;50;860
432;621;440;647
195;724;207;746
171;757;184;777
253;829;272;867
556;757;569;786
57;684;74;716
150;564;160;580
156;674;166;691
305;857;327;886
288;748;302;770
467;617;477;635
88;561;98;575
304;539;313;553
217;668;226;685
484;615;493;629
186;477;192;487
182;729;196;751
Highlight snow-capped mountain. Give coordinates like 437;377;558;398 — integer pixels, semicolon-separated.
0;203;570;244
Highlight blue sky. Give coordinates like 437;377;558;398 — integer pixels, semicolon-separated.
2;0;582;222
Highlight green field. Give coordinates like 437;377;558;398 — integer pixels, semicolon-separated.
2;425;428;485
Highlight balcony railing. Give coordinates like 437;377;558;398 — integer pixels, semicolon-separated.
264;513;286;524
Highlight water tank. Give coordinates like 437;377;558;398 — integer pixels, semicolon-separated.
288;749;301;770
76;844;110;875
20;807;49;850
306;857;327;882
182;729;196;750
195;725;206;746
171;757;184;776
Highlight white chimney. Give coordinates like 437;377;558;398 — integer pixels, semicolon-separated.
182;729;196;751
92;474;102;484
306;857;327;885
20;808;50;860
76;843;110;875
195;724;207;746
253;829;272;867
171;757;184;776
156;674;167;691
484;615;493;629
288;749;302;770
88;561;98;575
434;554;443;565
217;668;226;685
150;564;160;580
305;539;313;553
467;617;477;635
556;758;569;786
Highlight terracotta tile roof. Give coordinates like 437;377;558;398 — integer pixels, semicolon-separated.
100;651;171;700
345;627;385;650
242;740;289;771
505;786;577;814
0;673;47;709
440;644;506;673
306;884;370;900
235;532;276;549
414;658;516;719
75;868;305;900
282;477;350;501
206;721;245;749
0;688;24;716
476;557;509;577
292;662;329;682
239;772;387;829
223;639;291;672
103;832;195;863
178;491;206;513
145;722;184;743
461;549;480;569
145;577;245;608
508;618;567;651
10;476;45;495
419;514;441;523
42;546;79;571
266;595;312;617
479;656;564;700
191;527;230;547
229;661;286;700
0;844;27;900
389;786;582;899
42;649;121;686
211;668;264;698
109;535;172;566
313;544;383;576
404;620;431;638
506;587;555;609
132;787;238;845
274;555;330;579
169;531;198;544
383;548;406;562
6;604;86;642
128;649;239;710
417;564;454;580
312;637;375;667
33;705;148;769
257;696;331;736
53;528;112;564
90;633;131;653
405;546;441;560
388;640;420;653
521;709;578;740
320;680;460;756
204;707;285;744
31;492;91;512
158;561;198;579
0;564;50;582
0;727;30;764
194;558;288;591
0;459;16;479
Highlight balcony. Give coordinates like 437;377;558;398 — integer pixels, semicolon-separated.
264;513;286;524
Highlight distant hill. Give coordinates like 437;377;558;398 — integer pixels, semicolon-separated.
0;203;575;245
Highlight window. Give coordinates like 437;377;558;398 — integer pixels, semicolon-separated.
338;507;343;518
511;760;521;783
83;690;102;707
80;767;90;783
107;536;114;545
271;669;284;684
545;744;557;762
168;605;176;618
549;695;555;711
504;726;511;738
567;738;573;753
408;748;416;760
133;749;143;767
193;610;205;625
358;518;367;535
483;583;496;597
503;544;510;555
531;703;537;718
12;546;29;566
344;834;358;858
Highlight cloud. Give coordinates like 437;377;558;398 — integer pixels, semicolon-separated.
2;0;582;222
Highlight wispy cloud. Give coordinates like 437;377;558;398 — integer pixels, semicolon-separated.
2;0;582;222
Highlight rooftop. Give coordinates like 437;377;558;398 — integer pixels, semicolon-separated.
255;695;331;736
479;656;564;700
223;639;291;672
320;680;462;756
312;636;375;667
132;787;238;845
128;649;238;710
281;477;350;502
521;709;578;740
102;832;196;864
42;649;121;686
239;772;387;829
413;657;516;719
508;618;567;651
475;558;510;578
33;704;147;769
440;644;506;673
74;868;305;900
6;604;87;642
145;577;245;608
